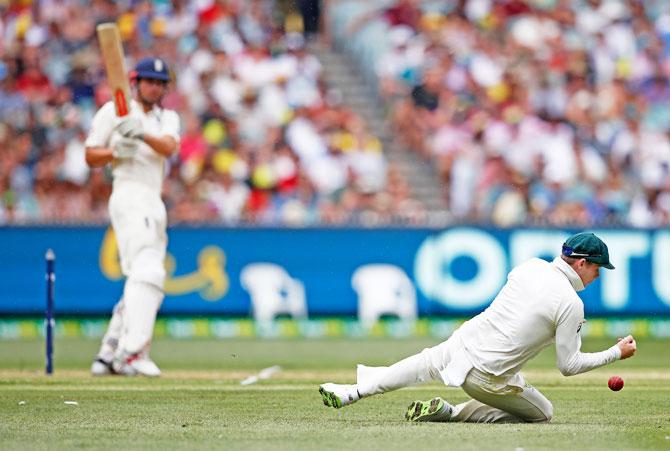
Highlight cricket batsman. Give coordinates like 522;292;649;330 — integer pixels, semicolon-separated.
85;57;180;376
319;232;637;422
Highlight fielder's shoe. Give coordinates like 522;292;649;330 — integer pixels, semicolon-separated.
113;352;162;377
90;357;115;376
319;383;360;409
405;397;454;422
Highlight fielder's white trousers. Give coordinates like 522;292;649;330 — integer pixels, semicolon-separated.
356;336;553;423
453;368;553;423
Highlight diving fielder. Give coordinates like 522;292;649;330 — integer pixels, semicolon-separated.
320;232;637;422
86;57;180;376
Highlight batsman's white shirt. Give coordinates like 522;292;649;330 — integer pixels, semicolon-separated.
86;100;180;193
450;257;621;383
85;100;180;278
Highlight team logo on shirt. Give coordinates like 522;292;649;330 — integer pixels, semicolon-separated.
577;319;586;334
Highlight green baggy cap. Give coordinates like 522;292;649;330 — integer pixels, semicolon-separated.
561;232;615;270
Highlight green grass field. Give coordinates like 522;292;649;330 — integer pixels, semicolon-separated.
1;337;669;450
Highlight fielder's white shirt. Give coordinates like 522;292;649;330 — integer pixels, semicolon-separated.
455;257;621;378
85;100;181;194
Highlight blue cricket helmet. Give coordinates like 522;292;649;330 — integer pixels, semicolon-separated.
131;57;170;81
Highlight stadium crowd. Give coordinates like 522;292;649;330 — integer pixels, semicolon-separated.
0;0;425;226
3;0;670;228
362;0;670;227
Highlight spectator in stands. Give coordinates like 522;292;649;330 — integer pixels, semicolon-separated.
348;0;423;35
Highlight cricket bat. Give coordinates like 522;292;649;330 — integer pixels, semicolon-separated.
96;23;131;117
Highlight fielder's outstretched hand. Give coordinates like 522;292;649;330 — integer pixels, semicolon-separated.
116;117;144;140
617;335;637;359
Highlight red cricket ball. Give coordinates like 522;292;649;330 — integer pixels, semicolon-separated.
608;376;624;391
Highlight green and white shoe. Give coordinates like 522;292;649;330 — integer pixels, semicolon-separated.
405;397;453;422
319;383;360;409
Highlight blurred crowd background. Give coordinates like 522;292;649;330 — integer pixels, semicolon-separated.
2;0;670;227
334;0;670;227
1;0;422;226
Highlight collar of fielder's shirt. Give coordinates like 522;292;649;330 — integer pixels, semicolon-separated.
552;256;585;292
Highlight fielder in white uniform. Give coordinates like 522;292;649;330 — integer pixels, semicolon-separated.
320;232;637;423
85;57;180;377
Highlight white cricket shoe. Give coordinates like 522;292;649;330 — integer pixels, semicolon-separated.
131;357;162;377
113;353;162;377
319;383;360;409
90;358;114;376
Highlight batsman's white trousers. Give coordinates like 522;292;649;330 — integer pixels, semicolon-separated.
356;334;553;423
108;180;167;354
109;180;167;286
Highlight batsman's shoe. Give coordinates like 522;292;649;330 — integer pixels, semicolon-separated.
405;397;454;422
132;357;162;377
113;352;161;377
90;358;115;376
319;383;360;409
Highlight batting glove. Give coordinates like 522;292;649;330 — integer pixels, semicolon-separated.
115;117;144;140
112;137;139;159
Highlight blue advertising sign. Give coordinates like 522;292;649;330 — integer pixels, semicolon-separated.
1;227;669;317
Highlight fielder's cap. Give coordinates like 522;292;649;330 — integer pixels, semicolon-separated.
562;232;614;269
131;57;170;81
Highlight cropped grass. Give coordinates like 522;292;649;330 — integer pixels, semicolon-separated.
1;337;669;450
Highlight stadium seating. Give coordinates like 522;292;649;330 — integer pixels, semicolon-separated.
329;0;670;227
4;0;670;227
0;0;418;226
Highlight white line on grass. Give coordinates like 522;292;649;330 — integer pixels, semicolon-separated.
1;385;669;392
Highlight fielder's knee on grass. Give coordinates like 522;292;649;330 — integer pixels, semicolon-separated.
524;400;553;423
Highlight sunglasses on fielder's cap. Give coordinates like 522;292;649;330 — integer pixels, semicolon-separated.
562;232;615;270
561;245;602;259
